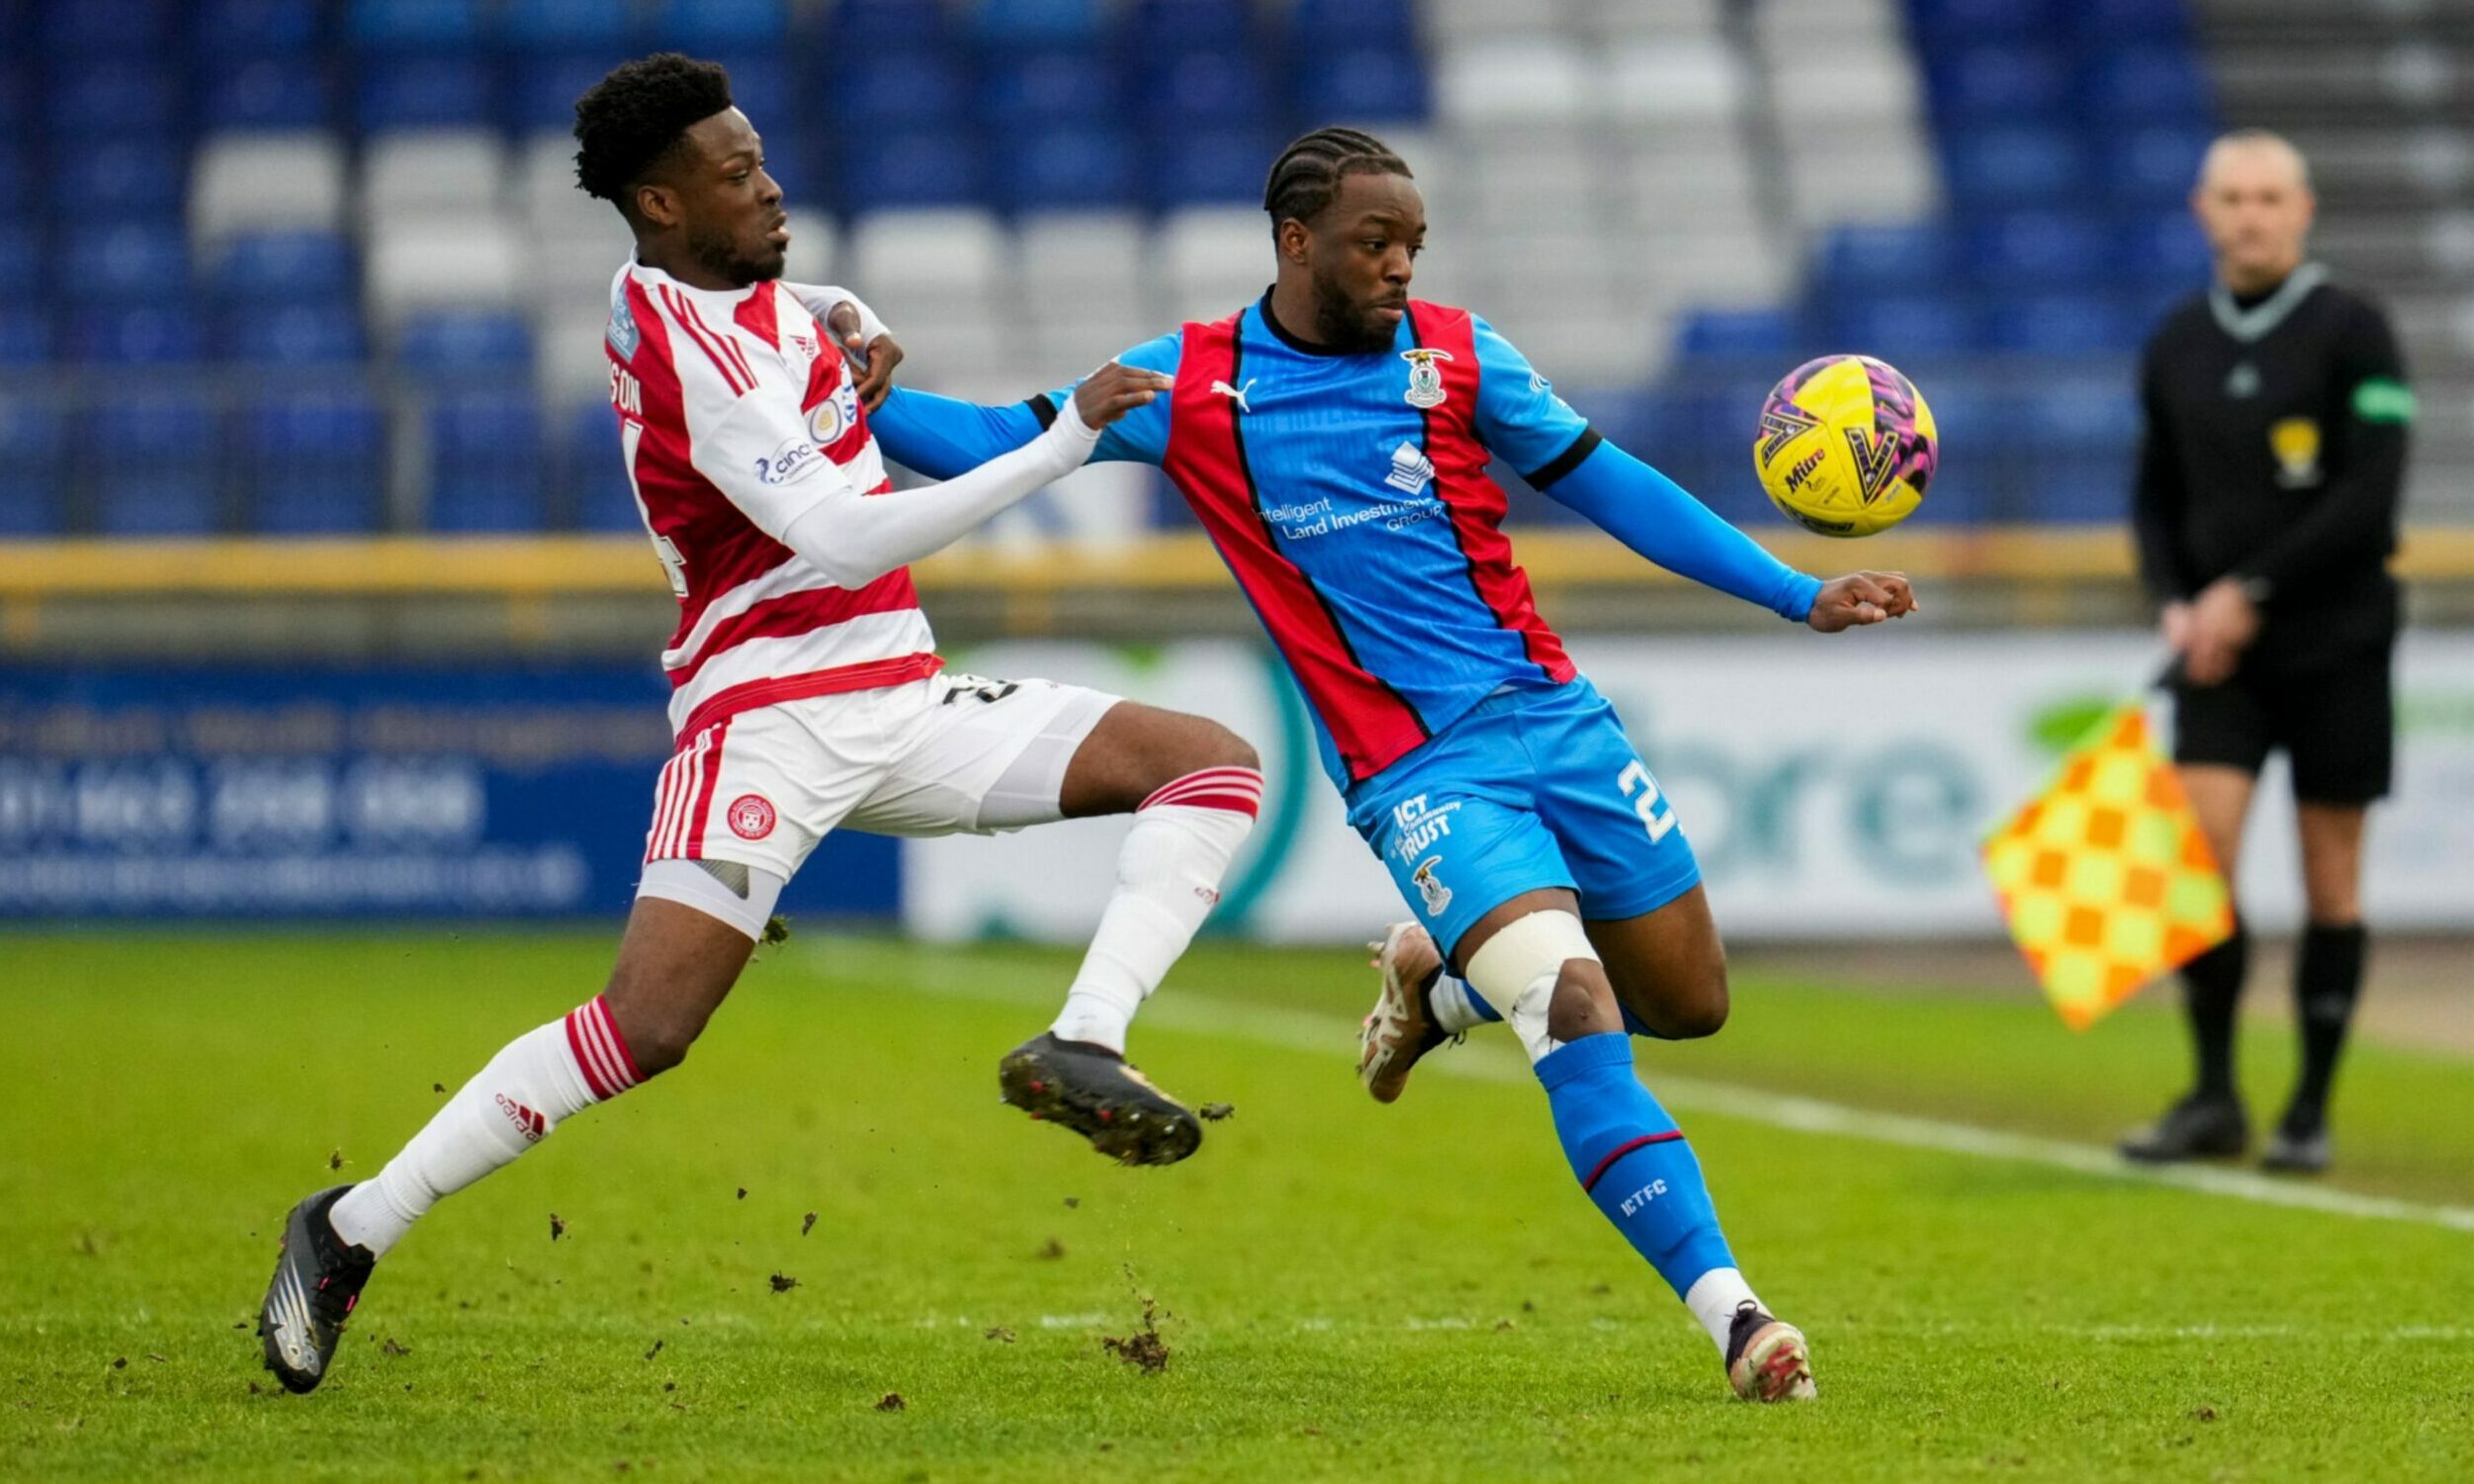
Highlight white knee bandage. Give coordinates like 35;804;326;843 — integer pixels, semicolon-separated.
1462;910;1601;1064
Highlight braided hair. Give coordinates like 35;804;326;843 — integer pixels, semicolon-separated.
1262;127;1412;239
574;52;735;210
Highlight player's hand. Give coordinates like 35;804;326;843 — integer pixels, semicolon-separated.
1072;361;1173;428
823;301;902;411
1806;570;1917;632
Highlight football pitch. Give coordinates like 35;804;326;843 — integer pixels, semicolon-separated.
4;931;2469;1483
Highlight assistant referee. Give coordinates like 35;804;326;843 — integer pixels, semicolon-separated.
2120;130;2411;1175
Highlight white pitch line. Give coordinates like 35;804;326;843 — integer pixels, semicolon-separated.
830;946;2474;1236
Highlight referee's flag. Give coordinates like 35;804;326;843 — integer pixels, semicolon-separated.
1982;701;2235;1030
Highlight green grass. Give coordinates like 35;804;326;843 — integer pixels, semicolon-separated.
3;931;2469;1483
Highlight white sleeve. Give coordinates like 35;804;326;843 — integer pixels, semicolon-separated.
777;394;1101;588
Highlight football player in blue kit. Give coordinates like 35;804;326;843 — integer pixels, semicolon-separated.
856;129;1918;1401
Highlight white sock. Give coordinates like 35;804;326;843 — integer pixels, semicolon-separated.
1684;1266;1761;1353
328;996;642;1258
1429;975;1491;1034
1050;768;1261;1054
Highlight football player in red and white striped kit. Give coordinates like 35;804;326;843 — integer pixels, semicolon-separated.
260;55;1263;1392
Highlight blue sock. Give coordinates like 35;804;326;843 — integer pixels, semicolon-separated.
1535;1032;1735;1299
1463;985;1658;1039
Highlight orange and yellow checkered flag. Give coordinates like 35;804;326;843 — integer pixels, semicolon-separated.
1982;701;2234;1030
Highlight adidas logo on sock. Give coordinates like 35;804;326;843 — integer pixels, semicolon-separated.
494;1092;547;1143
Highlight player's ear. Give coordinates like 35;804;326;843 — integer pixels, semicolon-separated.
1276;217;1313;268
635;181;681;229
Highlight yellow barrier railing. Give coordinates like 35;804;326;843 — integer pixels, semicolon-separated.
1;527;2471;596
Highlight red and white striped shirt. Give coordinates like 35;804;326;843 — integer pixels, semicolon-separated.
605;260;940;742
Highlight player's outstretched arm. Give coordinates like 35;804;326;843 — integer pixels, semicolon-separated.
1543;438;1825;622
869;388;1054;480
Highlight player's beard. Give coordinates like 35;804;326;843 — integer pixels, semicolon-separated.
687;218;783;288
1310;268;1396;354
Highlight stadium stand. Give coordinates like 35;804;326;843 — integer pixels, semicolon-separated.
0;0;2463;541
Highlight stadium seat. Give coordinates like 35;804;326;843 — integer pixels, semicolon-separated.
361;132;511;232
566;399;639;533
972;0;1103;46
191;133;352;247
1782;129;1940;227
1137;48;1273;131
347;0;484;48
1965;211;2111;291
1675;308;1800;361
90;396;221;536
43;0;180;56
647;0;790;48
840;129;986;210
501;0;635;51
0;66;30;141
201;56;335;131
1291;0;1416;47
63;223;190;306
1436;39;1601;125
209;230;357;305
992;125;1136;212
226;303;369;365
1296;47;1429;124
1815;221;1963;293
367;218;526;326
0;397;66;535
849;209;1007;303
239;391;388;534
1819;296;1980;360
428;395;547;532
981;49;1120;128
0;225;40;289
356;55;496;134
2114;209;2214;291
539;305;621;403
195;0;321;55
1151;129;1281;211
2072;0;2191;43
1929;45;2073;122
1981;294;2142;356
2101;126;2214;207
2078;48;2215;126
1575;0;1725;44
510;52;631;134
700;52;792;133
1423;0;1584;44
1158;207;1271;325
833;0;951;49
78;137;188;223
1768;46;1919;131
1944;127;2089;206
395;310;536;379
0;311;53;369
47;59;184;136
1908;0;2059;44
829;50;972;134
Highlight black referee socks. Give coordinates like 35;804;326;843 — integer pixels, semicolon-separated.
2286;923;2368;1135
2182;921;2251;1100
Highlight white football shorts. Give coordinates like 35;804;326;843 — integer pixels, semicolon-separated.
637;670;1121;907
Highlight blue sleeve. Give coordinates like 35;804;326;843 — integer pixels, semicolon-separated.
1546;439;1824;623
1469;315;1597;484
1026;330;1181;467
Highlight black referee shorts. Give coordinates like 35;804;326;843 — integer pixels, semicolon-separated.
2171;632;2396;805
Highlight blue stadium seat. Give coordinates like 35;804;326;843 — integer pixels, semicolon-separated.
759;134;822;207
704;52;792;131
0;398;65;535
2073;0;2191;44
502;0;635;51
0;224;39;286
843;129;985;209
1125;0;1251;51
1964;211;2110;290
241;391;388;534
195;0;320;54
1297;48;1428;124
2101;126;2213;206
1980;294;2142;356
226;304;369;365
1944;127;2086;206
1815;221;1961;292
833;0;950;49
2078;48;2213;125
2115;209;2213;288
974;0;1102;44
1908;0;2060;43
2025;454;2133;523
212;231;356;305
64;223;190;305
202;55;334;131
1151;128;1280;210
43;0;179;56
510;51;628;133
68;306;206;364
1675;309;1799;361
992;125;1135;212
79;137;188;221
396;311;535;379
429;395;547;532
348;0;484;48
648;0;790;48
48;60;183;136
1291;0;1415;47
566;401;639;533
0;142;24;206
982;50;1119;128
90;396;221;536
1929;46;2071;122
1819;297;1980;360
1139;49;1272;130
830;49;971;132
0;66;30;139
356;54;495;132
0;311;52;368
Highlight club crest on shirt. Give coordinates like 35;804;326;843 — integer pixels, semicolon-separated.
807;378;858;447
1400;348;1454;409
2269;416;2323;488
728;794;777;840
607;289;641;360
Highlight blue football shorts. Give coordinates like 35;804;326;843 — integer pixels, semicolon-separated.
1343;676;1703;961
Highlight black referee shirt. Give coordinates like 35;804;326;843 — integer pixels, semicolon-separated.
2132;263;2412;648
